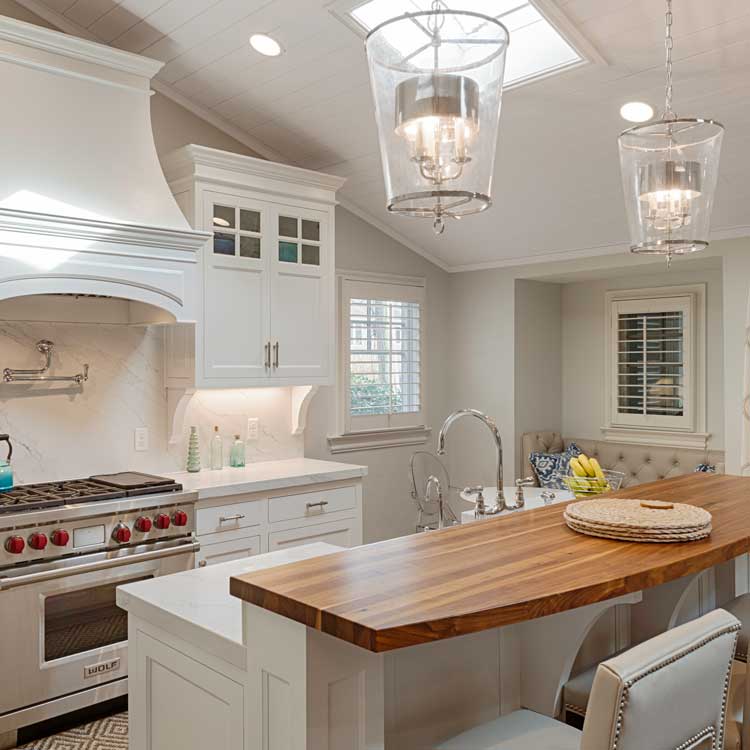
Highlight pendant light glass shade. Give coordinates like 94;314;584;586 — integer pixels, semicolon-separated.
364;10;508;233
617;0;723;260
618;118;723;256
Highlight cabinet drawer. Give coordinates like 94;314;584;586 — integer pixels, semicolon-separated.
268;486;356;524
197;500;265;535
196;535;261;567
268;518;356;551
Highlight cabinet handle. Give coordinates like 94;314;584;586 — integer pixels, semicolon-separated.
264;341;271;369
273;341;279;369
219;514;246;523
198;560;207;568
306;500;329;510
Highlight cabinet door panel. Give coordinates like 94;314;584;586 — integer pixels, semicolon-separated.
203;193;270;381
205;263;267;379
268;519;356;551
196;535;261;567
270;207;330;380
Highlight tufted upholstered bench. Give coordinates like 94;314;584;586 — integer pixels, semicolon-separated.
522;431;725;488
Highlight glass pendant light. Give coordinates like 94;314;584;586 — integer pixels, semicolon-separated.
618;0;723;265
364;2;509;234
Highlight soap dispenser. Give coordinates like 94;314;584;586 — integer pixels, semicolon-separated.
0;434;13;491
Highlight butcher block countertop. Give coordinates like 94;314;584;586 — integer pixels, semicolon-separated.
229;473;750;653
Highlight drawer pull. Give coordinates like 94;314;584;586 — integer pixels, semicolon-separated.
306;500;329;510
219;514;246;523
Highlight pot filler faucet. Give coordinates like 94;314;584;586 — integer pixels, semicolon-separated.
437;409;507;514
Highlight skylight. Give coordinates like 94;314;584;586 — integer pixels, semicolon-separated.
345;0;583;87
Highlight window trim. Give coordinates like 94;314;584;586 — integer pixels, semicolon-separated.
329;270;430;453
602;284;708;450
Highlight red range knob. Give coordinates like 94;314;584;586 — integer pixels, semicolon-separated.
51;529;70;547
154;513;171;530
172;510;188;527
28;532;48;551
135;516;152;533
5;536;25;554
112;523;131;544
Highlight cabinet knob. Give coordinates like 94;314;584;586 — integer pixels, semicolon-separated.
198;560;207;568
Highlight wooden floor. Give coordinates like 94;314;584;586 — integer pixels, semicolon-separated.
231;474;750;651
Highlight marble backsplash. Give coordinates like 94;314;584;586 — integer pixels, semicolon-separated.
0;322;304;484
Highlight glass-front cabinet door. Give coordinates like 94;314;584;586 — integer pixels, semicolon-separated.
203;193;270;381
270;206;330;380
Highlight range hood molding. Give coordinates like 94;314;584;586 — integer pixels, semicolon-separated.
0;17;210;323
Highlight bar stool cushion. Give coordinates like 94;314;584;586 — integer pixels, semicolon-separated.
436;709;581;750
724;593;750;661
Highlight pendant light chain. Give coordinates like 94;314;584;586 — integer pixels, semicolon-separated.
664;0;675;119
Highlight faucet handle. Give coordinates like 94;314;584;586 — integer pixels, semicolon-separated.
516;476;535;487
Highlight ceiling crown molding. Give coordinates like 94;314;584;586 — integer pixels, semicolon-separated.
0;11;162;78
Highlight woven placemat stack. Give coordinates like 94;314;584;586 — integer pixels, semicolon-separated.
564;498;712;543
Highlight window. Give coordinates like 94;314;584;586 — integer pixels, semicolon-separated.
331;0;586;88
605;286;706;446
331;274;427;451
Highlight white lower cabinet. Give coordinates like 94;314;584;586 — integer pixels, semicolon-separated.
268;517;358;551
131;630;244;750
194;481;363;567
196;535;261;567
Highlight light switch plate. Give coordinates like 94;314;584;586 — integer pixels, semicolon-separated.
134;427;149;452
247;418;259;441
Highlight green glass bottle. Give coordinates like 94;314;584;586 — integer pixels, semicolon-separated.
229;434;246;468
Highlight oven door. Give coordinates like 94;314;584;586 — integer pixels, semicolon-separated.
0;539;198;716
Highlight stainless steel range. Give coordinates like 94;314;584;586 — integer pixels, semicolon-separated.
0;472;198;746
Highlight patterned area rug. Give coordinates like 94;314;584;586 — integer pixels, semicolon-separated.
17;712;127;750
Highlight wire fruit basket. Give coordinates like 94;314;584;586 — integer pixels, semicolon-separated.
556;469;625;498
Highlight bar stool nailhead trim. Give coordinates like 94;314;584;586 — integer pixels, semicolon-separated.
610;623;739;750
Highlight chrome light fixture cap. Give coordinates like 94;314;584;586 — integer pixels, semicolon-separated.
617;0;724;264
365;7;509;234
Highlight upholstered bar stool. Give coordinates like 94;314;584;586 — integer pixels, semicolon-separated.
722;593;750;748
437;609;739;750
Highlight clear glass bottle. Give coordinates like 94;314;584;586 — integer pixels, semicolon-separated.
229;434;246;468
209;425;223;470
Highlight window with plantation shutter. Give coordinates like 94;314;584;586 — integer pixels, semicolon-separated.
606;287;705;438
340;277;424;433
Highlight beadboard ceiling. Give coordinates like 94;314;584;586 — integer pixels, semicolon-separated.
17;0;750;271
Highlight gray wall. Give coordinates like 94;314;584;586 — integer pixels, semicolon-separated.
514;279;563;476
304;208;450;543
561;266;725;450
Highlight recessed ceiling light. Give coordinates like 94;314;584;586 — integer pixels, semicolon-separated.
620;101;654;123
250;33;283;57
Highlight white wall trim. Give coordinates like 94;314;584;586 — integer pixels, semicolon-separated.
599;427;711;451
327;426;431;454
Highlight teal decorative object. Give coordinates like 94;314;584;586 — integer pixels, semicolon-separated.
230;435;246;468
186;427;201;473
0;434;12;491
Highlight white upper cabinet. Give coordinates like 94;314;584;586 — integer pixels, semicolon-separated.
162;146;345;388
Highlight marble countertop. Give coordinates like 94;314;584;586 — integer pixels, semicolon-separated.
116;542;342;668
168;458;367;500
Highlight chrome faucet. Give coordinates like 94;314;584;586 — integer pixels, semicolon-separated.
437;409;506;512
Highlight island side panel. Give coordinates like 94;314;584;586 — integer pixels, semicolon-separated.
243;602;385;750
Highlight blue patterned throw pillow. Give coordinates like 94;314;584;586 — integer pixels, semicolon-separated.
695;463;716;473
529;442;581;489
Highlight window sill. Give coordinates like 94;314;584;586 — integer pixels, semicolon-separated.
327;426;431;454
600;426;710;451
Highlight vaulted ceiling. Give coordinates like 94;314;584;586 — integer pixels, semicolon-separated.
18;0;750;270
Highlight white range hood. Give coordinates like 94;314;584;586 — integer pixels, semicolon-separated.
0;17;209;324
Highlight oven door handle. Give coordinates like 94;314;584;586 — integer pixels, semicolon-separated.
0;540;200;591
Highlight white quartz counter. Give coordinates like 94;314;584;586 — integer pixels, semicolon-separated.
168;458;367;501
116;542;341;668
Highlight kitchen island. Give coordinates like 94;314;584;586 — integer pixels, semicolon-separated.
121;474;749;750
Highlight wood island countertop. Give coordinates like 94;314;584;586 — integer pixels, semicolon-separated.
229;474;750;652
